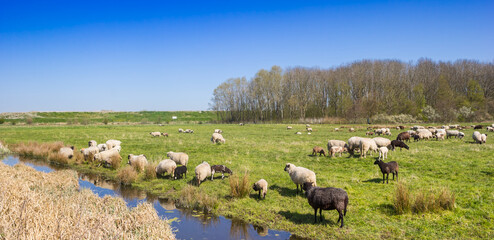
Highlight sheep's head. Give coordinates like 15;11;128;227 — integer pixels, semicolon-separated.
284;163;293;172
252;183;259;191
70;146;75;150
166;152;173;157
302;182;314;192
373;159;382;165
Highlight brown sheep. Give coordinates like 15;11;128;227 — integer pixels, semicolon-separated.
396;132;411;142
312;146;326;156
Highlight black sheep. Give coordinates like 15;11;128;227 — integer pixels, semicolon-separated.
210;165;233;180
302;182;348;228
413;134;420;141
174;166;187;180
474;125;483;129
374;159;399;184
390;140;409;151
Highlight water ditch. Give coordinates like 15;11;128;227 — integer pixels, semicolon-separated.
1;155;301;240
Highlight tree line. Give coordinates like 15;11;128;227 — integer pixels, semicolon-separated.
210;59;494;123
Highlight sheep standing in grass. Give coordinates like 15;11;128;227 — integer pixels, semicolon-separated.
295;132;302;135
359;138;378;158
302;182;348;228
349;128;355;132
150;132;161;137
378;147;388;160
373;137;391;148
97;144;107;152
81;146;99;160
366;131;374;136
156;159;177;178
446;130;460;139
435;132;445;141
329;146;347;157
128;154;148;172
396;132;411;142
59;146;74;159
307;127;313;132
211;133;226;144
94;148;121;167
284;163;316;193
88;140;97;147
347;137;362;156
178;128;184;133
106;139;121;150
473;131;485;144
312;146;326;156
162;132;169;137
458;132;465;139
210;165;233;180
113;145;122;153
253;179;268;199
167;151;189;166
390;140;409;151
287;126;293;130
374;159;399;184
334;128;339;132
195;162;212;186
174;166;187;179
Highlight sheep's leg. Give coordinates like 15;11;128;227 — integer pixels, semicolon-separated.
319;208;323;222
296;184;299;194
258;190;261;199
211;170;215;180
339;210;344;228
392;172;395;180
386;173;389;184
395;172;398;181
314;208;318;223
221;173;224;179
382;173;385;184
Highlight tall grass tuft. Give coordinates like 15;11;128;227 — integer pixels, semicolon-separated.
176;185;218;212
229;171;250;198
144;163;157;180
109;154;122;169
117;166;138;185
436;188;455;211
396;184;456;214
394;183;411;214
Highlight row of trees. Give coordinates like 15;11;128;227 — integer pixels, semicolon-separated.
210;59;494;123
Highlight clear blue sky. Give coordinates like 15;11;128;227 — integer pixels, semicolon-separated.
1;0;493;112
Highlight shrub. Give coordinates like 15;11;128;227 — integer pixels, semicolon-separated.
117;166;138;185
141;118;149;124
144;163;157;180
26;117;33;125
371;114;419;124
103;118;109;125
0;118;4;124
48;152;71;165
229;171;250;198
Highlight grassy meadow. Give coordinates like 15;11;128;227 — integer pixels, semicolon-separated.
0;123;493;239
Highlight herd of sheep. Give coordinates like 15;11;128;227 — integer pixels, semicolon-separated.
58;122;491;228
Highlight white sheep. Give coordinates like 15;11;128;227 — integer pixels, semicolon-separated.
94;148;121;167
458;132;465;139
373;137;391;148
88;140;97;147
417;131;433;140
127;154;148;172
347;136;362;156
150;132;161;137
487;126;494;132
80;146;99;159
329;146;346;157
195;161;212;185
349;127;355;132
178;128;184;133
214;129;223;133
295;132;302;135
113;145;122;153
481;134;487;143
327;140;347;152
378;147;388;160
472;131;482;144
446;130;460;139
435;132;445;141
412;126;425;130
306;124;310;128
167;151;189;166
287;126;293;130
307;127;313;132
359;138;378;158
59;146;74;159
441;125;450;129
334;128;339;132
156;159;177;177
106;139;121;150
211;132;226;144
284;163;316;193
97;143;107;152
253;179;268;199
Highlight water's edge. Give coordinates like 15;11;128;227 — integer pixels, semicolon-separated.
2;155;296;240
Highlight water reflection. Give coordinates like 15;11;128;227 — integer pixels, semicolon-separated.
2;155;300;240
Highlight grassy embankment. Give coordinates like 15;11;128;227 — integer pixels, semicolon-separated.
0;123;493;239
0;161;175;239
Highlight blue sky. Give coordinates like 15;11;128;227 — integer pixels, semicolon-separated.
0;0;493;112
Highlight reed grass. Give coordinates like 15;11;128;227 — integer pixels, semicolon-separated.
229;171;251;198
117;166;138;185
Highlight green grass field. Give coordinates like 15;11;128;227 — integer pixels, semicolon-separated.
0;123;493;239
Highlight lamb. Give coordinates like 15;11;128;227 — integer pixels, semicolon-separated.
156;159;177;178
349;128;355;132
97;144;107;152
150;132;161;137
94;148;121;167
59;146;74;159
327;140;348;152
284;163;317;193
347;136;362;156
307;127;313;132
174;166;187;179
302;182;348;228
396;132;411;142
178;128;184;133
210;165;233;180
88;140;97;147
435;132;445;141
211;133;226;144
106;139;121;150
167;151;189;166
306;124;310;128
366;131;374;136
127;154;148;172
295;132;302;135
80;146;99;160
334;128;339;132
214;129;223;133
287;126;293;130
374;159;399;184
373;137;391;148
390;140;409;151
359;138;378;158
446;130;460;139
252;179;268;199
195;161;212;186
329;146;347;157
239;123;244;126
487;126;494;132
312;146;326;156
378;147;388;160
161;132;169;137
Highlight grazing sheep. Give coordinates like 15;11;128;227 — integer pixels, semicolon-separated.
390;140;409;151
446;130;460;139
88;140;97;147
359;138;378;158
80;146;99;160
295;132;302;135
374;159;399;184
167;151;189;166
327;140;348;151
178;128;184;133
366;131;374;136
411;126;425;131
329;146;347;157
150;132;161;137
127;154;148;172
417;130;433;140
307;127;313;132
306;124;310;128
161;132;169;137
473;131;485;144
435;132;445;141
487;126;494;132
239;123;244;126
195;162;212;186
59;146;74;159
349;128;355;132
210;165;233;180
396;132;411;142
373;137;391;148
474;125;483;129
302;182;348;228
398;126;405;129
287;126;293;130
334;128;339;132
347;137;362;156
97;144;107;152
106;139;121;150
441;125;450;130
378;147;388;160
93;148;121;167
458;132;465;139
312;146;326;156
156;159;177;178
211;132;226;144
253;179;268;199
413;134;420;141
113;145;122;153
284;163;317;193
184;129;194;133
481;134;487;143
174;166;187;179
